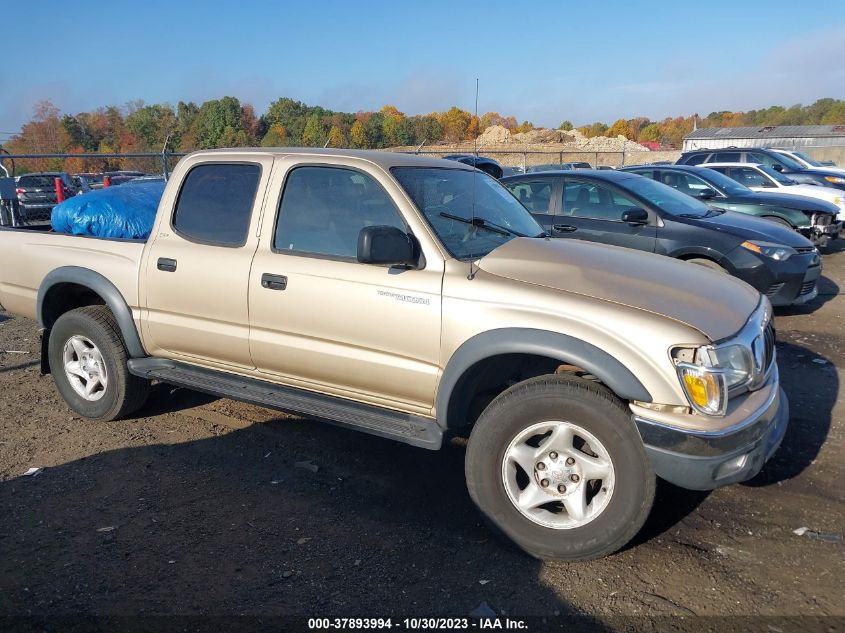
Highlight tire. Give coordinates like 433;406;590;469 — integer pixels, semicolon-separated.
465;374;655;561
48;305;150;421
686;257;727;273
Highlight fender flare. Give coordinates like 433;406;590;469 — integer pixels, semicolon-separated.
436;328;652;430
37;266;146;358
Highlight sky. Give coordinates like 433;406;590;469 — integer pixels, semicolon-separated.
2;0;844;140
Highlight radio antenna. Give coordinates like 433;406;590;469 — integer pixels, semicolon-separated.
468;77;479;280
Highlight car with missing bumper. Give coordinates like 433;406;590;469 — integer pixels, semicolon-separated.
0;148;788;561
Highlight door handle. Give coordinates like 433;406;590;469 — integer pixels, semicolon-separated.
157;257;177;272
553;224;577;233
261;273;287;291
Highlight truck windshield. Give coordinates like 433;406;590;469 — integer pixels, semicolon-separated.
392;167;545;260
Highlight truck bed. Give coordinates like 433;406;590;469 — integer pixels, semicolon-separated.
0;226;145;321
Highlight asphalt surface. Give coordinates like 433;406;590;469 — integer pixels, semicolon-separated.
0;242;843;630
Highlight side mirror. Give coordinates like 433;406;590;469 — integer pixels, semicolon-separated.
772;164;784;172
621;208;649;225
357;225;415;267
698;187;716;199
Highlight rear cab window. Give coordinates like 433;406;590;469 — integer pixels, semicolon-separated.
172;163;261;247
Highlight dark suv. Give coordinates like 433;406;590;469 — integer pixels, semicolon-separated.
677;148;845;191
15;172;78;221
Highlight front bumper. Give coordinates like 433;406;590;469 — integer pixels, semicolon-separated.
632;373;789;490
731;248;819;307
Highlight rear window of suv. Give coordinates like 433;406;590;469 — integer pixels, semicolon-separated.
682;154;708;165
18;175;58;188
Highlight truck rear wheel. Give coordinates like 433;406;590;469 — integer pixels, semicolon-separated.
48;306;150;421
465;374;655;561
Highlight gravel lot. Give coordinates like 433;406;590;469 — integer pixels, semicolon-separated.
0;243;843;629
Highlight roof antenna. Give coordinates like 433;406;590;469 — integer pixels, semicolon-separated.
468;77;479;280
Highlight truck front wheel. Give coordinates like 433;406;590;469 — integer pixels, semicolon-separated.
465;374;655;561
48;306;150;421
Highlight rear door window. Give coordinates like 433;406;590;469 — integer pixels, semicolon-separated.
172;163;261;247
505;180;554;213
683;154;708;165
731;167;771;188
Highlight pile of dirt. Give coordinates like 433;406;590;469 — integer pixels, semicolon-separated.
474;124;649;152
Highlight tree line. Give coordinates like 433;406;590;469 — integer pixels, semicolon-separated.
4;96;845;173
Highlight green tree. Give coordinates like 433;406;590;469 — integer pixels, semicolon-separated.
301;113;327;146
638;123;661;142
558;120;573;131
192;97;243;149
126;103;176;149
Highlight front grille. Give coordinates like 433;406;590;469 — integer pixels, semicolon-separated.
795;246;816;254
764;282;785;297
800;280;816;296
763;321;775;376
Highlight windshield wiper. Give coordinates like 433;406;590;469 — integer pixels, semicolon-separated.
439;211;527;237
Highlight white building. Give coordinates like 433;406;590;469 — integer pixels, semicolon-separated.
683;125;845;151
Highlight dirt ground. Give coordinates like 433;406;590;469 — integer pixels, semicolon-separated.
0;243;843;630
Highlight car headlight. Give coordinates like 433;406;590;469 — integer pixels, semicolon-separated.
675;343;754;416
740;240;796;261
824;176;845;185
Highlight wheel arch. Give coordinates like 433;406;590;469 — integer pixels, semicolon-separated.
436;328;651;431
37;267;146;365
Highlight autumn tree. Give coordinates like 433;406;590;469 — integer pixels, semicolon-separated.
260;124;288;147
439;107;472;142
606;118;632;139
327;126;345;147
349;120;366;148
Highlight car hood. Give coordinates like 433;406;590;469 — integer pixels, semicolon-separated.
778;183;843;202
679;210;813;247
478;237;760;341
728;191;839;214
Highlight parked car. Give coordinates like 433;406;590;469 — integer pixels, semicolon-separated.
703;163;845;231
619;164;840;247
15;172;78;221
770;149;845;176
676;147;845;191
442;154;503;178
501;170;821;306
501;166;524;177
0;148;788;561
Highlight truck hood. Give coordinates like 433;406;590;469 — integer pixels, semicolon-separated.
478;237;760;342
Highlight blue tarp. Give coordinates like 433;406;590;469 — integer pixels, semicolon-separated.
51;181;165;240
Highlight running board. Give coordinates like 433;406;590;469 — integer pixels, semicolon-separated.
127;358;442;450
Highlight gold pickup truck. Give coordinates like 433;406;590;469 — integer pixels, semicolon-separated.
0;149;788;560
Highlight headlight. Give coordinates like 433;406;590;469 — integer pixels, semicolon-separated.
824;176;845;185
675;343;754;416
740;240;796;261
700;343;754;389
